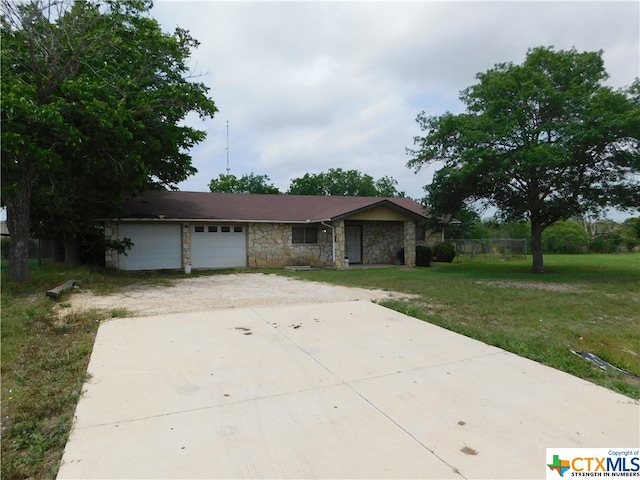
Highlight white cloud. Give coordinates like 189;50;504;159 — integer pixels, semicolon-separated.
151;0;639;203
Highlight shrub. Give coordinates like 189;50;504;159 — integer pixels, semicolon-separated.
543;220;589;253
589;233;622;253
433;242;456;263
415;246;432;267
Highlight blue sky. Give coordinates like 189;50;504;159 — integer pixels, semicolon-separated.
149;1;639;208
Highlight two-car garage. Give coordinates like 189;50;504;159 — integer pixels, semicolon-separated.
117;223;246;271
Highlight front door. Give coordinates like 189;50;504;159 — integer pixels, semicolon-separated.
345;225;362;264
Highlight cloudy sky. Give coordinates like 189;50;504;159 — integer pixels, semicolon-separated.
150;1;639;201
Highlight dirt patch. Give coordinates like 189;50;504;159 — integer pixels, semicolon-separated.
60;273;415;317
475;280;576;292
461;446;479;456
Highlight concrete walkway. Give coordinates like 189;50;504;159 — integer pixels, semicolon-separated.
57;301;639;479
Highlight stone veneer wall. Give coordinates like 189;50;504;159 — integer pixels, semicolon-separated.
361;221;404;264
403;221;416;267
104;222;119;269
247;223;334;268
333;220;346;269
181;223;191;267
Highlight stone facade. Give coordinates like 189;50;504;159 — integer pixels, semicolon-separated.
247;223;334;268
403;221;416;267
357;221;416;267
181;223;191;268
361;221;404;264
334;220;346;269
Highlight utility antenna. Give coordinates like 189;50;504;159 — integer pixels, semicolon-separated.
225;120;230;174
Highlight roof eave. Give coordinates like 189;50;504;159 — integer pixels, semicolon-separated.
103;217;332;224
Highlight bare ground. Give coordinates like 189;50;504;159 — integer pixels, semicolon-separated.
474;280;577;292
60;273;414;317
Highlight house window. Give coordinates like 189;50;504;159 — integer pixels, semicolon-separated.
208;226;217;233
221;226;231;233
194;226;205;233
416;225;426;241
292;226;318;244
234;226;243;233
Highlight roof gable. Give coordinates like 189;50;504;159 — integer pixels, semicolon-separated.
120;191;428;222
338;203;416;221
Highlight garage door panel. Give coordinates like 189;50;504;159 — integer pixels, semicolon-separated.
191;225;246;269
119;224;181;271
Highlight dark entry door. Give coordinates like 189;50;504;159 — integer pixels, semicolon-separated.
345;225;362;264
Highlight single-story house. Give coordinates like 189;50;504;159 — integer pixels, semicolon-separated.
104;191;431;271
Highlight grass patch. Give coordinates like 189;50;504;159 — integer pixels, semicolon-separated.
1;261;142;479
273;254;640;399
1;295;102;479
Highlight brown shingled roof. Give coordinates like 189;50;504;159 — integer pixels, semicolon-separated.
121;191;428;222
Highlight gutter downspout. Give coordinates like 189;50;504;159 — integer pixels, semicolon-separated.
320;220;335;268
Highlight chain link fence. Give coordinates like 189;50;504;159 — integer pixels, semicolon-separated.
447;238;528;260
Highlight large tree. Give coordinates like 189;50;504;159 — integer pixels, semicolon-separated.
208;173;281;194
288;168;405;197
1;0;217;280
407;47;639;273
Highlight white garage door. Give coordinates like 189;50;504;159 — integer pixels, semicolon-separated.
191;225;246;269
118;224;182;271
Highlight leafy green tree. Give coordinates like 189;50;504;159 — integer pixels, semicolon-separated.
208;173;281;194
373;176;406;197
407;47;640;273
587;219;625;253
620;217;640;251
288;168;405;197
1;0;217;280
623;217;640;238
465;221;495;240
439;207;481;239
542;220;589;253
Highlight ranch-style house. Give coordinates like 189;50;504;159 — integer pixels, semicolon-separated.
104;191;432;271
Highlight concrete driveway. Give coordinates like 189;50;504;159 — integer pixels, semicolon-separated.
57;299;638;479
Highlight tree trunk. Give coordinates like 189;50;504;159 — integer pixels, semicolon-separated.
52;240;65;262
46;279;77;298
64;236;81;266
531;220;545;274
6;174;35;283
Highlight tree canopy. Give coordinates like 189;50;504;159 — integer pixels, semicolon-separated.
407;46;640;273
1;0;217;280
208;173;281;194
287;168;405;197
